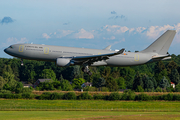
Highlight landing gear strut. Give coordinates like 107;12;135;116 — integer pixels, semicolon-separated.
82;66;92;75
21;59;24;66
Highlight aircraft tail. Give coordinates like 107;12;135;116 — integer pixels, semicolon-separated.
140;30;176;55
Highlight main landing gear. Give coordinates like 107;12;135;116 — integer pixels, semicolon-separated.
82;66;92;75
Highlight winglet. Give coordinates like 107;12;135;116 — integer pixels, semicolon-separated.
103;45;111;50
115;48;125;55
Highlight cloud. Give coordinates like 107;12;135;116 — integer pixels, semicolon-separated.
42;33;51;39
56;30;74;38
74;29;94;39
146;24;174;38
111;38;125;46
115;15;125;19
103;25;129;33
1;17;14;24
111;11;116;14
1;37;28;48
136;27;146;33
102;24;180;40
103;36;115;40
63;22;70;25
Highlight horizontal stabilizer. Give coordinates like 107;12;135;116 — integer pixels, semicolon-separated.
152;54;171;59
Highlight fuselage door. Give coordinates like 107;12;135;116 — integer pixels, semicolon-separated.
19;45;24;52
44;47;49;54
134;54;139;61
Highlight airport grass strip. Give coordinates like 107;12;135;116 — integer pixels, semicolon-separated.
1;111;180;120
0;99;180;112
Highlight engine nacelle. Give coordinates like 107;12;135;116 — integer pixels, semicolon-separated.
56;58;71;67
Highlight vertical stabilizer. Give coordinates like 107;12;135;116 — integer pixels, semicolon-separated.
141;30;176;55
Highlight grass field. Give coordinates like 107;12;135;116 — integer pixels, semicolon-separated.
1;111;180;120
0;99;180;112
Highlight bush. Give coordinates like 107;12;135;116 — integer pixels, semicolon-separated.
22;88;33;93
162;93;173;101
108;92;121;100
101;87;109;92
151;95;159;100
135;86;144;92
3;93;14;99
93;94;105;100
50;92;64;100
22;93;34;99
136;93;150;101
83;86;96;91
0;90;11;94
39;92;52;100
78;92;92;100
121;93;127;100
173;94;180;101
63;92;76;100
14;94;22;99
155;86;162;92
123;90;136;100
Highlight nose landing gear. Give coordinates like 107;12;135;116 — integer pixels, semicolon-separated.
21;59;24;66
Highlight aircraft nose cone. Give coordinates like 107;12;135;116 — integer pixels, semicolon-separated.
4;48;7;53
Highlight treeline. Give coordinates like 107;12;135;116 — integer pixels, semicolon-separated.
0;54;180;92
0;90;180;101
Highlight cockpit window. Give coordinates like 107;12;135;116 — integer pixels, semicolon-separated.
8;46;13;49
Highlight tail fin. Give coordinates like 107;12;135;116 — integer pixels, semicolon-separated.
140;30;176;55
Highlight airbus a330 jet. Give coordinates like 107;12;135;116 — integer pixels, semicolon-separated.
4;30;176;75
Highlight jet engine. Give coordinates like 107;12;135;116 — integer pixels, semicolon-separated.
56;58;73;67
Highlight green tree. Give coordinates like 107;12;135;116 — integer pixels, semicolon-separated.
133;72;143;90
175;83;180;92
70;65;82;79
135;85;144;92
72;78;85;89
40;69;56;81
60;80;73;91
142;74;154;90
150;77;157;89
159;76;170;89
154;61;168;84
120;67;135;89
15;82;24;93
28;71;36;84
102;67;111;80
3;72;17;91
0;76;5;90
167;61;178;75
92;75;106;91
170;69;180;85
115;77;126;89
106;76;118;91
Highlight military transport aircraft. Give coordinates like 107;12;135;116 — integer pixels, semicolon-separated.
4;30;176;75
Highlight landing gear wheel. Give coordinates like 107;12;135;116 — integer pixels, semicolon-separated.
88;71;92;76
82;66;92;75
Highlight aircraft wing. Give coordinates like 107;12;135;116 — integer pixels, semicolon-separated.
71;48;125;65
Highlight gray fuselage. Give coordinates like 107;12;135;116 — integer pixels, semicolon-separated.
4;44;159;67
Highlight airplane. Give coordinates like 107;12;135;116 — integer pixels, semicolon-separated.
4;30;176;75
